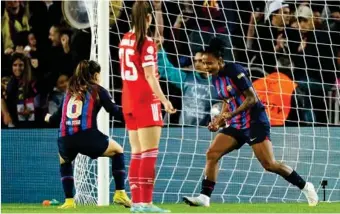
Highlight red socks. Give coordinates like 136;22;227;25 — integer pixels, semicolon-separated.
129;148;158;204
129;153;141;203
139;148;158;204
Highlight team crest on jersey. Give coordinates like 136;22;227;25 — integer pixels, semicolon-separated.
147;46;154;54
227;85;232;92
237;73;245;79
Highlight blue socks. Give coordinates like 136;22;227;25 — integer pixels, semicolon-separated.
60;162;74;198
111;153;126;190
284;170;306;190
200;179;216;197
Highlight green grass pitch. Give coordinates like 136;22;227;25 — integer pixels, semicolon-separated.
2;203;340;213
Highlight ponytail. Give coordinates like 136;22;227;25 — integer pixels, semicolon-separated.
131;1;152;53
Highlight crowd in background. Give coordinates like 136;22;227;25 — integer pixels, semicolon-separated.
1;0;339;128
1;1;91;128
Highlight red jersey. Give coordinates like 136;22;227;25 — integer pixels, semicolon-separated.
119;32;160;114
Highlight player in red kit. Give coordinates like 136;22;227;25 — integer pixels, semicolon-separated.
119;1;176;213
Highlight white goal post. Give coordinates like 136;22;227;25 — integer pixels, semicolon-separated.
73;0;111;206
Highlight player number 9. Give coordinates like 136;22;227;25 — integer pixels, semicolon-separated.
119;48;138;81
66;97;83;119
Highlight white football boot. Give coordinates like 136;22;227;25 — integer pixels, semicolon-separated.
183;194;210;207
301;182;318;206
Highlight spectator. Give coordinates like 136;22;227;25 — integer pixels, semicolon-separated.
289;5;336;88
29;1;62;50
44;25;75;93
323;3;340;59
48;74;68;115
13;30;29;55
288;5;337;124
23;32;43;79
182;0;235;62
1;53;42;128
2;1;30;55
158;48;219;126
249;0;291;73
49;24;61;47
155;2;219;126
24;32;38;56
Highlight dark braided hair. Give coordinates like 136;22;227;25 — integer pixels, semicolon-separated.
204;37;226;59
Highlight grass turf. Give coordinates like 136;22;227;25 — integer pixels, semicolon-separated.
1;203;340;213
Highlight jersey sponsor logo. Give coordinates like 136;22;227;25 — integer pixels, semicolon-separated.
144;55;154;61
227;85;233;92
237;73;245;79
66;120;81;126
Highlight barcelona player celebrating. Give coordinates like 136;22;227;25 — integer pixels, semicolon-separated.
45;60;131;209
183;38;318;207
119;1;176;213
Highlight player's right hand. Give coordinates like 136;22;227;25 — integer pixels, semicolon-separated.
208;122;219;132
44;114;52;123
162;100;176;114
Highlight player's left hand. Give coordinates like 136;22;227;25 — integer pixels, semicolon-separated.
221;112;233;120
162;100;177;114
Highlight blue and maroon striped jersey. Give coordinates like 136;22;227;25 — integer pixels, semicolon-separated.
212;63;267;129
50;85;119;137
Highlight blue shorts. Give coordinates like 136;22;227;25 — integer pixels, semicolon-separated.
58;129;109;162
219;122;271;149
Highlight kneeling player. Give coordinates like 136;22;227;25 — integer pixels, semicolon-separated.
183;38;318;207
45;60;131;209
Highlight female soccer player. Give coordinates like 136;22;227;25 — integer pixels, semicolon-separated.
183;38;318;207
119;1;176;213
45;60;131;209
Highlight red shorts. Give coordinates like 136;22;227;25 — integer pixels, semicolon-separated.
123;102;163;130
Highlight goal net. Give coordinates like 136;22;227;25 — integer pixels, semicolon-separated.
75;0;340;205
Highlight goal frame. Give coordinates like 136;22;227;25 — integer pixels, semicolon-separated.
97;0;110;206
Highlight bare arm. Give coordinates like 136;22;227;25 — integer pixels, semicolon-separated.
225;88;257;119
246;15;256;49
1;98;9;115
246;12;262;49
1;98;13;125
144;66;167;103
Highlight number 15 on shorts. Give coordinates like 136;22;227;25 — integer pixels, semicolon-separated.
151;103;162;122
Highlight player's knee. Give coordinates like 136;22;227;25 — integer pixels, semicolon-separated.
115;144;123;154
104;139;123;156
206;149;222;162
260;160;278;172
